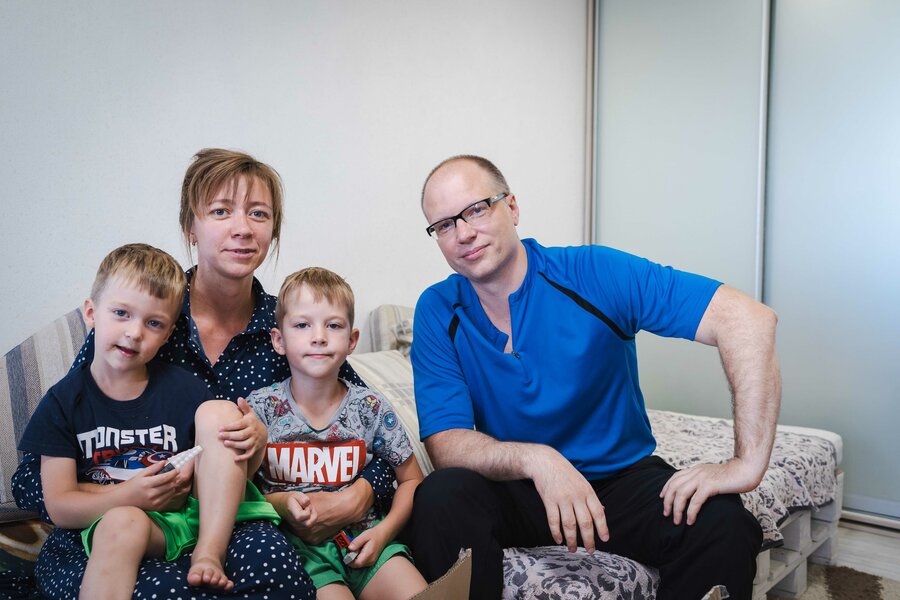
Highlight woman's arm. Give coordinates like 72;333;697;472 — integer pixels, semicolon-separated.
357;456;396;515
337;361;398;514
346;455;424;567
12;453;50;521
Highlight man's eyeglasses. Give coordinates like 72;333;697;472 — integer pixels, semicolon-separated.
425;193;509;239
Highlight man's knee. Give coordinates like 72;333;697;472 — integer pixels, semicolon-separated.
695;494;762;557
409;467;502;536
414;468;491;509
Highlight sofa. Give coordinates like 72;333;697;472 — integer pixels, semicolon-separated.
1;305;844;599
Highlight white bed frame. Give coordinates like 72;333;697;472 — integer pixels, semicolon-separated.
754;471;844;598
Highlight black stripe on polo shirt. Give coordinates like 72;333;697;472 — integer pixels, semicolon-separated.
538;272;633;341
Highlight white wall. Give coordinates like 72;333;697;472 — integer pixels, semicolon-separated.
594;0;767;418
764;0;900;518
0;1;588;355
593;0;900;519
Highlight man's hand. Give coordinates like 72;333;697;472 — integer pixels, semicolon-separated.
660;457;760;526
122;461;181;511
529;446;609;553
218;397;267;462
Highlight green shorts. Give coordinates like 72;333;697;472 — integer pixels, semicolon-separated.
283;521;413;595
81;480;279;561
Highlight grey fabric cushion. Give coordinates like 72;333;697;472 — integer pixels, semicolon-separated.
0;309;86;522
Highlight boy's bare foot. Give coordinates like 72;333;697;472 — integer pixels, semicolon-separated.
187;555;234;591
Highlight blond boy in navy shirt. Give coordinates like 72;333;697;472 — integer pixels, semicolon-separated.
19;243;277;599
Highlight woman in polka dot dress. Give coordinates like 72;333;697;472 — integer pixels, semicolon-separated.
12;149;397;600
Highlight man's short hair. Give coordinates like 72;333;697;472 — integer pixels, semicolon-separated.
90;243;186;313
420;154;511;207
275;267;355;328
179;148;284;257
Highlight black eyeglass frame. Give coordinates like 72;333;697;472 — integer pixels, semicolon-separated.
425;192;509;238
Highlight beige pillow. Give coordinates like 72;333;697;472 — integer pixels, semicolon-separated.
347;350;433;475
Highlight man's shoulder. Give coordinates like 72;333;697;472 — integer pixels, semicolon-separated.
417;273;470;312
530;240;645;281
529;239;633;263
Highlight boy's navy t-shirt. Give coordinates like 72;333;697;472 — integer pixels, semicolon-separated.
19;360;212;484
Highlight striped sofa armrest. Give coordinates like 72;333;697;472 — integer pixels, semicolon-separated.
0;309;87;522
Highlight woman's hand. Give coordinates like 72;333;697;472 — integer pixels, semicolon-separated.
218;397;267;463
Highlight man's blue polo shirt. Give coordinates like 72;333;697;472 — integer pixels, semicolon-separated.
411;238;721;480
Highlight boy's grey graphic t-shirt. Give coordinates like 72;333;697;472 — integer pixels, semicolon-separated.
249;377;412;528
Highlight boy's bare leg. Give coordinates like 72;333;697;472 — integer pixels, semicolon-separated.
79;506;166;600
188;400;248;590
359;556;428;600
317;582;356;600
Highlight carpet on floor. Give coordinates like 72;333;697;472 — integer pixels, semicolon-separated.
789;564;900;600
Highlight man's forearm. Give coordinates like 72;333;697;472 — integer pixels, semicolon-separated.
425;428;554;482
725;324;781;483
697;285;781;485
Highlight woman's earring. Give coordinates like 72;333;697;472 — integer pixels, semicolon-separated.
190;235;197;246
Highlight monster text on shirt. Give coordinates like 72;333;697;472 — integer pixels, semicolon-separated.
76;424;179;460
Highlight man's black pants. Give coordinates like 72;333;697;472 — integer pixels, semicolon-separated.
403;456;762;600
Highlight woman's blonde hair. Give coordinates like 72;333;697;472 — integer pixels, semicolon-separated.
179;148;284;259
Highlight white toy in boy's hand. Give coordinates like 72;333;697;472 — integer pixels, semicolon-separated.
160;446;203;473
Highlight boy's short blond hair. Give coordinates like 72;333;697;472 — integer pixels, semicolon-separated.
91;244;186;315
276;267;355;327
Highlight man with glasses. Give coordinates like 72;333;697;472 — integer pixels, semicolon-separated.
404;155;779;600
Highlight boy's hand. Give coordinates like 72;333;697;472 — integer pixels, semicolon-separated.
123;461;180;511
163;459;195;511
346;525;390;568
218;398;267;462
294;481;374;544
283;492;318;534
